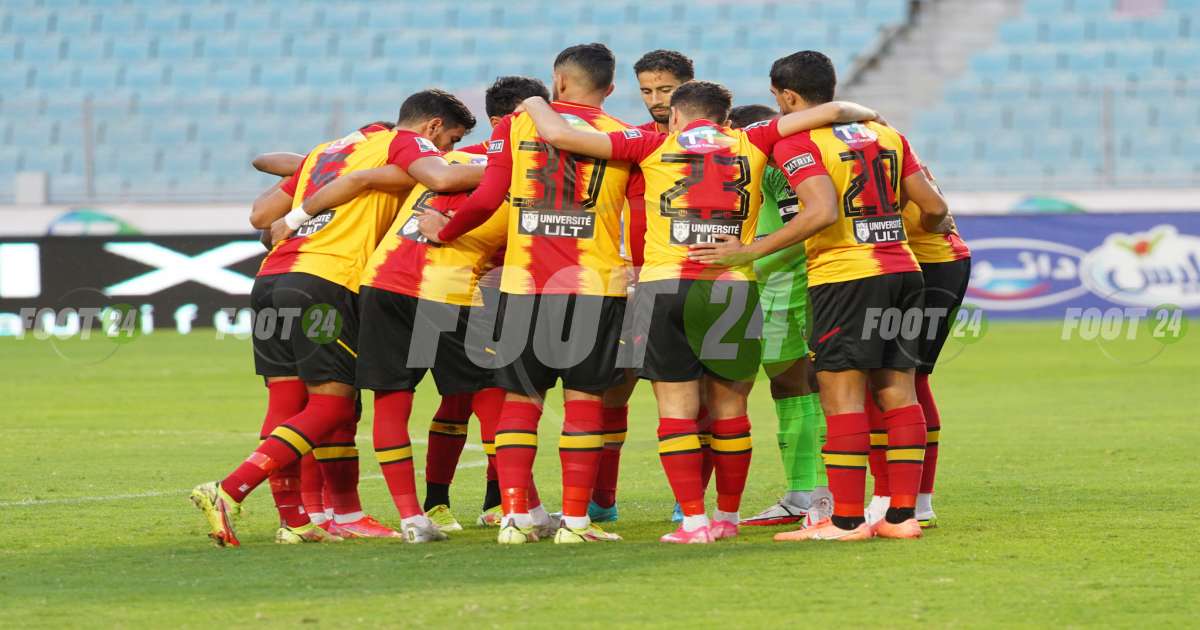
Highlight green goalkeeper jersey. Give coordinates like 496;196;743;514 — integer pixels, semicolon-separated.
755;167;809;311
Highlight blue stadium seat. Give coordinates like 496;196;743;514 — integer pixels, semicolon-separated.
866;0;910;24
1066;47;1108;72
196;118;240;144
21;36;64;62
64;37;106;61
326;7;365;30
166;62;208;87
1137;14;1182;40
283;6;324;30
835;24;879;51
209;144;254;176
55;11;94;36
1161;44;1199;75
680;2;720;23
149;120;192;145
1156;100;1200;126
1008;102;1054;130
983;135;1026;162
188;7;230;32
156;34;200;59
380;35;423;60
210;63;256;89
350;61;391;85
396;62;437;86
302;60;347;86
9;10;52;35
916;107;957;134
592;4;628;27
1045;18;1088;43
634;2;675;23
143;9;185;33
225;91;270;117
1016;47;1060;73
232;7;275;32
111;36;152;61
0;37;17;63
333;33;376;58
43;96;85;119
1113;99;1154;131
437;58;483;86
0;94;42;116
365;5;411;29
173;90;224;118
960;103;1005;129
10;120;59;146
134;93;173;117
1073;0;1114;14
96;10;139;35
699;27;738;52
1112;44;1156;76
933;136;977;163
20;147;69;174
33;66;74;90
202;34;246;60
1055;101;1101;130
999;18;1040;44
970;50;1012;76
500;4;539;28
1024;0;1068;17
161;147;208;175
78;64;120;91
0;147;20;174
820;3;858;22
1168;0;1200;11
259;61;300;89
1123;131;1174;159
455;6;497;29
124;63;165;89
245;33;289;59
1092;18;1134;40
1035;131;1076;159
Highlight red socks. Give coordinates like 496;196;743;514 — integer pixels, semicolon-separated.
559;400;605;518
697;406;714;492
222;393;356;503
496;401;542;515
915;373;940;495
372;390;421;518
260;380;308;528
866;389;890;497
473;388;505;482
299;452;325;518
314;419;361;517
592;405;628;508
883;404;926;510
710;415;753;513
657;417;705;516
822;412;870;525
425;393;472;486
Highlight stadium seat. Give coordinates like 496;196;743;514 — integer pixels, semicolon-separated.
188;7;230;32
201;34;246;60
196;118;240;144
1024;0;1068;17
9;120;59;146
0;94;42;117
156;35;200;60
1045;18;1089;44
143;9;185;33
78;64;120;91
1017;47;1062;73
1161;44;1199;76
634;2;675;23
226;91;270;117
864;0;909;24
350;61;392;86
96;10;139;35
9;10;51;35
916;107;958;134
301;60;346;87
1137;15;1182;40
259;61;300;89
33;66;74;90
333;33;377;59
123;63;165;89
55;11;95;36
245;33;289;59
1008;102;1054;130
380;35;423;60
149;120;191;146
592;4;628;27
325;7;365;31
161;147;209;177
111;36;152;61
960;103;1005;129
1066;47;1108;72
232;7;276;32
21;36;64;62
1156;100;1200;126
20;147;69;174
210;63;256;90
455;6;497;29
0;146;21;174
1074;0;1114;14
1092;17;1135;40
1112;44;1156;77
970;50;1012;76
365;5;411;29
173;91;223;119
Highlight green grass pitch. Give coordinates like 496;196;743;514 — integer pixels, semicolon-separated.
1;321;1197;627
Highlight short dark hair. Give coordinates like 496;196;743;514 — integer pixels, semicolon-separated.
769;50;837;104
633;49;695;81
669;80;733;123
727;105;778;129
554;43;616;91
396;89;476;132
485;75;550;119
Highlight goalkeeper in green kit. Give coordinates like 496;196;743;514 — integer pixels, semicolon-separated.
728;105;831;527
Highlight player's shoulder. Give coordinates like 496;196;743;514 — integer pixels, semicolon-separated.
388;128;440;154
635;120;660;132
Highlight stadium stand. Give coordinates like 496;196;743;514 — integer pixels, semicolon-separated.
896;0;1200;189
2;0;1195;202
0;0;909;203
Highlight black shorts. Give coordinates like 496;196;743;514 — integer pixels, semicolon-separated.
251;272;359;385
632;279;762;383
491;292;625;395
356;286;494;395
808;271;924;372
917;258;971;374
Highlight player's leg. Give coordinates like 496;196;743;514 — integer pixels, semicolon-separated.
652;379;710;543
299;452;326;527
423;393;472;522
864;384;891;525
704;375;755;540
355;287;442;541
914;257;970;527
472;386;506;525
591;369;636;522
260;377;309;532
553;294;626;543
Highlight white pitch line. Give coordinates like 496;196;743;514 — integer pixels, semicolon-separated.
6;429;484;452
0;460;487;509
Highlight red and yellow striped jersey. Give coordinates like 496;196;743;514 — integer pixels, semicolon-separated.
772;121;923;287
492;102;633;296
359;150;507;306
901;165;970;264
621;120;661;269
608;119;782;283
258;128;443;291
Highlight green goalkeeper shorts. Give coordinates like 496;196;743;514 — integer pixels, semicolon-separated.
757;266;810;367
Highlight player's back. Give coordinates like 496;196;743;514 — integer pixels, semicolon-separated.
632;121;774;283
360;150;506;306
502;102;632;296
900;165;970;264
259;128;405;291
775;120;921;286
